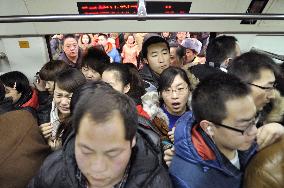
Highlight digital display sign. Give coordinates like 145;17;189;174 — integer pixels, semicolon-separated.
77;2;138;15
147;2;192;14
77;1;192;15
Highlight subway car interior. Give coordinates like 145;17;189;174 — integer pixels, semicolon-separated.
1;0;284;188
0;0;284;80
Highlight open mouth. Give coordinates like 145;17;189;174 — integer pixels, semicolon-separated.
171;102;181;109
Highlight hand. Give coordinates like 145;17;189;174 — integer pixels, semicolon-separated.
164;147;175;167
168;127;176;143
257;123;284;150
39;123;53;140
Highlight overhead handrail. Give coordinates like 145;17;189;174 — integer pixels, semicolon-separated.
0;13;284;23
251;47;284;61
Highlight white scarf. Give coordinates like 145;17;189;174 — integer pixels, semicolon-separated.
50;100;61;140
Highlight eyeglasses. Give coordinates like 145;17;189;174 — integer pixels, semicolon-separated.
211;118;256;135
163;86;188;96
247;83;277;91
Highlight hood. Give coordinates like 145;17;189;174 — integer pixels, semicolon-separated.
141;91;169;126
174;112;221;168
136;104;150;120
266;90;284;123
174;112;257;176
105;42;113;54
141;90;192;122
174;112;204;163
21;89;39;109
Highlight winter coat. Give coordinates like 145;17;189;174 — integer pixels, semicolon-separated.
142;91;192;151
58;49;83;69
37;91;52;125
0;110;51;188
139;64;160;92
105;42;121;63
28;124;173;188
169;112;257;188
243;136;284;188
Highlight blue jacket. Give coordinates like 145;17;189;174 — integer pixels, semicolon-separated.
107;48;121;63
169;112;257;188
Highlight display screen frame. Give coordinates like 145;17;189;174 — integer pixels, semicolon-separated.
77;1;192;15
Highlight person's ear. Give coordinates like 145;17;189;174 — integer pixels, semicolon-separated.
131;136;136;148
143;58;149;64
123;83;130;94
224;58;233;66
200;120;214;137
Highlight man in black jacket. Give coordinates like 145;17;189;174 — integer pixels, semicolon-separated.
28;82;172;188
139;34;170;92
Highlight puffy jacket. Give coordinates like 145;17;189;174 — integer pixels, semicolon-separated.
169;112;257;188
243;136;284;188
28;124;173;188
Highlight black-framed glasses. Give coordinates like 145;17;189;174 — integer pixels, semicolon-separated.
247;83;277;90
211;120;256;135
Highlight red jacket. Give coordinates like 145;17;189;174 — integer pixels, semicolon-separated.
22;89;39;109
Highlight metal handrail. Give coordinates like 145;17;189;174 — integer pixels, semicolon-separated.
0;13;284;23
251;47;284;61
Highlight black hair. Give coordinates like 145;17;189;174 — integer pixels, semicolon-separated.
124;63;146;102
192;72;251;123
55;68;86;93
103;63;131;86
103;63;146;103
0;81;14;114
169;41;179;48
0;81;5;102
39;60;69;81
81;46;110;75
158;67;191;92
63;34;77;45
73;81;138;140
228;51;278;83
142;34;170;59
80;34;92;44
125;34;136;43
0;71;30;94
206;35;238;65
98;33;108;39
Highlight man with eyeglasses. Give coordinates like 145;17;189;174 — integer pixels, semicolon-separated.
228;51;284;150
169;73;262;188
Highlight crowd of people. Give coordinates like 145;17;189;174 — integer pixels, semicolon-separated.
0;32;284;188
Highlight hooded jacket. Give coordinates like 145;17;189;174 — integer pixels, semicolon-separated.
169;112;257;188
28;125;173;188
105;42;121;63
142;91;192;151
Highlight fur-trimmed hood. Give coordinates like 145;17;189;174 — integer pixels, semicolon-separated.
266;90;284;123
141;91;192;127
